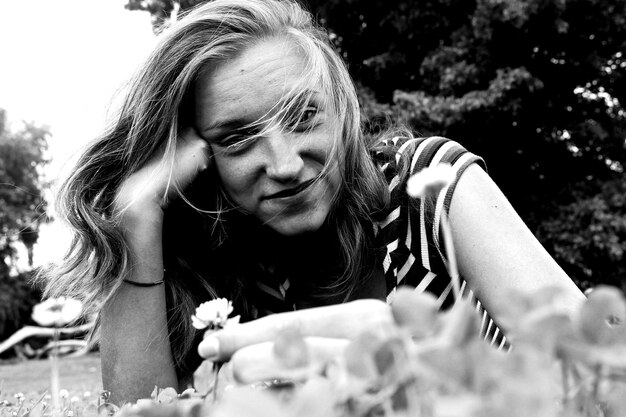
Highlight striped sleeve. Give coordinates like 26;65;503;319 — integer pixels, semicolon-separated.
373;136;509;350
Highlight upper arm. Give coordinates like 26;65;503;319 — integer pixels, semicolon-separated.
448;164;585;321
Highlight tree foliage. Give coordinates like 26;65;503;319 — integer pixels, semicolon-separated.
0;108;49;275
537;176;626;293
0;269;42;343
307;0;626;213
125;0;626;287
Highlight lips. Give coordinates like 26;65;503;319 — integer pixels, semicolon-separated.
264;178;317;199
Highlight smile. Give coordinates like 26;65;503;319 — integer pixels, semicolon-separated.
264;178;317;200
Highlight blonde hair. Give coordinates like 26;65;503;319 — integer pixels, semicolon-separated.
40;0;389;377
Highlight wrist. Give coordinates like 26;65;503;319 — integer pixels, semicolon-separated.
115;203;164;251
116;199;164;226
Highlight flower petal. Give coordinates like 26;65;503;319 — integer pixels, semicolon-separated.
191;315;209;330
407;164;455;198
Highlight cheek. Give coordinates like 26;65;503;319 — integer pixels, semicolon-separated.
304;129;339;168
211;150;250;198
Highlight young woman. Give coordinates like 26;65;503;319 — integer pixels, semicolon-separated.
42;0;585;405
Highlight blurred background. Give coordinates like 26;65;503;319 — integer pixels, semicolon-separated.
1;0;625;348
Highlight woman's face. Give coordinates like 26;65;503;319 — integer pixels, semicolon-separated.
194;38;342;236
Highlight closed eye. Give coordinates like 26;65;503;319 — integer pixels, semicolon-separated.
216;128;258;154
287;106;319;132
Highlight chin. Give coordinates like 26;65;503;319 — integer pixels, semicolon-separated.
266;211;328;236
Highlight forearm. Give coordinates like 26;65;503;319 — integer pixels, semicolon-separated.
100;210;178;405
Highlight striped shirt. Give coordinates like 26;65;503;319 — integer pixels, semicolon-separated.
372;135;508;349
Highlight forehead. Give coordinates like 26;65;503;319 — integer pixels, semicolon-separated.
194;38;308;131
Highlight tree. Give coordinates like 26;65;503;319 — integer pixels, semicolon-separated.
309;0;626;289
0;108;50;275
537;176;626;293
125;0;201;33
125;0;626;288
305;0;626;214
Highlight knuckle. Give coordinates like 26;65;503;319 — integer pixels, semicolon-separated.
191;141;207;155
230;351;252;383
230;345;270;384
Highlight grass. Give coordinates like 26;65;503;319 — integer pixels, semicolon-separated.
0;353;102;403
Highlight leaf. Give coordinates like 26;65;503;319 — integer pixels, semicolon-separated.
212;387;288;417
156;387;178;404
178;388;196;399
432;394;481;417
418;346;473;389
437;299;481;347
343;330;383;381
134;399;154;408
577;286;626;345
391;286;438;339
83;402;99;417
373;337;408;383
150;386;159;401
515;311;574;353
97;402;119;417
570;385;606;417
586;345;626;368
604;384;626;417
192;360;216;396
493;286;568;332
273;326;309;369
290;377;337;417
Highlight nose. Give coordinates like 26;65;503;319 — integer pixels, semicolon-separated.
263;131;304;182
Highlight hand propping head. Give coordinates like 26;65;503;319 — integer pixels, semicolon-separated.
114;128;211;215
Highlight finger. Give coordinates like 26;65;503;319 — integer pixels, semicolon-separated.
198;299;392;361
230;337;350;384
170;129;211;188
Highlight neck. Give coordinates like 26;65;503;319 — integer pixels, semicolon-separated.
227;213;336;267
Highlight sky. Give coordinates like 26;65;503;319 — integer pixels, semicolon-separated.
0;0;156;267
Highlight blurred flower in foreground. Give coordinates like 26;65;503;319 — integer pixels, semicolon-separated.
406;163;455;198
192;298;240;330
32;297;83;327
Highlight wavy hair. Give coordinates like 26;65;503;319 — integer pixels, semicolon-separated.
39;0;389;378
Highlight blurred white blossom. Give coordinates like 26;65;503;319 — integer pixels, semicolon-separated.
31;297;83;327
406;163;455;198
191;298;240;330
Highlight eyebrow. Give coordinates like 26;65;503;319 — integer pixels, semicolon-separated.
200;118;252;136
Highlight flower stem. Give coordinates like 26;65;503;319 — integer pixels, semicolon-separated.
592;364;603;402
440;211;461;299
212;362;222;403
560;358;570;407
51;328;60;412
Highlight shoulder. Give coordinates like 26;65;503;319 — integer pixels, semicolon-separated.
371;134;486;187
371;134;487;275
